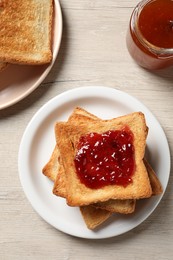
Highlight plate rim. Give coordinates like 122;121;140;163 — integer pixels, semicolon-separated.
18;86;171;239
0;0;63;110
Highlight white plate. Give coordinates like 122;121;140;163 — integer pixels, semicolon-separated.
18;86;170;239
0;0;62;110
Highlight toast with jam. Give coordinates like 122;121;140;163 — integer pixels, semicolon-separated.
55;111;152;206
43;107;136;214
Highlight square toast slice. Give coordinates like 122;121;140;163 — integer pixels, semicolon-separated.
55;112;152;206
0;0;53;64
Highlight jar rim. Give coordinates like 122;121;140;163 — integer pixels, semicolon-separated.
131;0;173;58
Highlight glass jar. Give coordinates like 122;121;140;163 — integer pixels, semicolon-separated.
126;0;173;70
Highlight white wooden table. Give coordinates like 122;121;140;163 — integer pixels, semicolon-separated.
0;1;173;259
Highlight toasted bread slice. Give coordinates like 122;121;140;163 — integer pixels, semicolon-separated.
55;112;152;206
42;107;136;213
80;206;112;230
0;0;53;64
43;107;136;213
44;108;161;208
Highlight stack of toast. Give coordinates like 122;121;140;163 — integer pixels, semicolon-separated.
42;107;163;229
0;0;53;72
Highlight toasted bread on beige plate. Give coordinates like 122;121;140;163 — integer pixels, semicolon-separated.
0;0;53;65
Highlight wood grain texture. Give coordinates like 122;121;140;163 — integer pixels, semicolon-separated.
0;0;173;259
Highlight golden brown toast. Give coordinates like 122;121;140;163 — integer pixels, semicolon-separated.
0;0;53;65
55;112;152;206
43;107;136;213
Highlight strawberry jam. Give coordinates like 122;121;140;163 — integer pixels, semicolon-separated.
74;127;135;189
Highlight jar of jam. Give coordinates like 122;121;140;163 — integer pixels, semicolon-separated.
126;0;173;70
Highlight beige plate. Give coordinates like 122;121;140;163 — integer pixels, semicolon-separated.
0;0;63;110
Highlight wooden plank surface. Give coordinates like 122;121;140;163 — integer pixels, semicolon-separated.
0;0;173;259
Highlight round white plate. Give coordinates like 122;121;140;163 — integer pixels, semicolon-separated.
0;0;62;110
18;86;170;239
